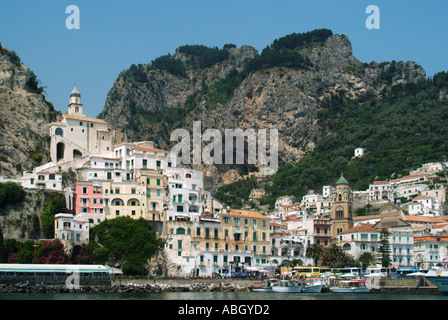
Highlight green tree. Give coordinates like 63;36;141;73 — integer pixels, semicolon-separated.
0;230;6;263
379;228;392;268
305;243;325;266
91;217;163;275
357;251;377;269
40;192;67;238
8;240;35;263
322;244;347;268
289;258;300;268
0;182;26;208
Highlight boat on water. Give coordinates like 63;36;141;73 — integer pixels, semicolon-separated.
424;269;448;294
271;279;304;293
252;279;279;292
330;279;370;293
302;277;325;293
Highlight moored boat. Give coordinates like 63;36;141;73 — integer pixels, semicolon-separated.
425;269;448;294
302;277;325;293
330;279;370;293
252;279;278;292
271;279;304;293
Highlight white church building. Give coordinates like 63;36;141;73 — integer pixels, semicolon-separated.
49;86;126;164
20;87;126;190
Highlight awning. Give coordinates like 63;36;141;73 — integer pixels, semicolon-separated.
233;230;242;234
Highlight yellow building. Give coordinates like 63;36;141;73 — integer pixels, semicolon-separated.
102;169;165;221
165;209;271;277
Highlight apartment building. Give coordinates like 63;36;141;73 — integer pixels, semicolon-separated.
165;209;271;277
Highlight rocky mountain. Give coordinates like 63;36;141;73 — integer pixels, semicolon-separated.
0;45;58;178
99;29;426;192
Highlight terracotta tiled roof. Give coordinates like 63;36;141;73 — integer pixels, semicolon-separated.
413;195;433;200
414;236;448;243
373;181;388;184
340;223;380;234
221;209;269;220
404;215;444;223
63;113;108;124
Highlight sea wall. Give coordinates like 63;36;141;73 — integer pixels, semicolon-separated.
0;281;252;294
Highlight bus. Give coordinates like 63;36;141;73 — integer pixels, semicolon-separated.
292;267;331;278
292;267;320;278
331;267;362;278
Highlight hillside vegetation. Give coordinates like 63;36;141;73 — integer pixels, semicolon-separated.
215;72;448;208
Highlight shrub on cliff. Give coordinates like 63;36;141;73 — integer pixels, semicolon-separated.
0;182;25;209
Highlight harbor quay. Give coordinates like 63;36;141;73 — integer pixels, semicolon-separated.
0;277;442;295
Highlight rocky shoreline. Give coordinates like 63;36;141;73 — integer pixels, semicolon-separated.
0;282;252;294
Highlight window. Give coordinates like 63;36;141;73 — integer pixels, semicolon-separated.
55;128;63;136
336;206;344;219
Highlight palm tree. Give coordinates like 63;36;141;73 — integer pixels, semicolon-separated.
358;252;377;269
305;243;324;266
322;244;346;268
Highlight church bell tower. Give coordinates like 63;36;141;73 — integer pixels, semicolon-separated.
67;86;84;116
331;173;354;240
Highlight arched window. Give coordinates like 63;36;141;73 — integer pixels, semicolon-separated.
176;227;186;235
55;128;63;136
336;206;344;219
343;243;351;251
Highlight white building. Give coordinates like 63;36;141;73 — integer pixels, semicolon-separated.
354;148;365;157
54;213;90;247
336;224;382;260
165;167;205;222
19;170;63;191
414;236;448;270
49;87;126;165
369;181;392;201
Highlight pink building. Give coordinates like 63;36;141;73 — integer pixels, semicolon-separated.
73;182;104;224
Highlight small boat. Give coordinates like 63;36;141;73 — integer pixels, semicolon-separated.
330;279;370;293
302;277;325;293
252;279;278;292
424;269;448;294
272;279;304;293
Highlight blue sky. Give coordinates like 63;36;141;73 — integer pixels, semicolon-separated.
0;0;447;118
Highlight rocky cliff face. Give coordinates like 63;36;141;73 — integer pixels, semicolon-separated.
0;47;55;178
100;32;426;192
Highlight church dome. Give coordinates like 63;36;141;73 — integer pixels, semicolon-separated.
336;173;349;186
